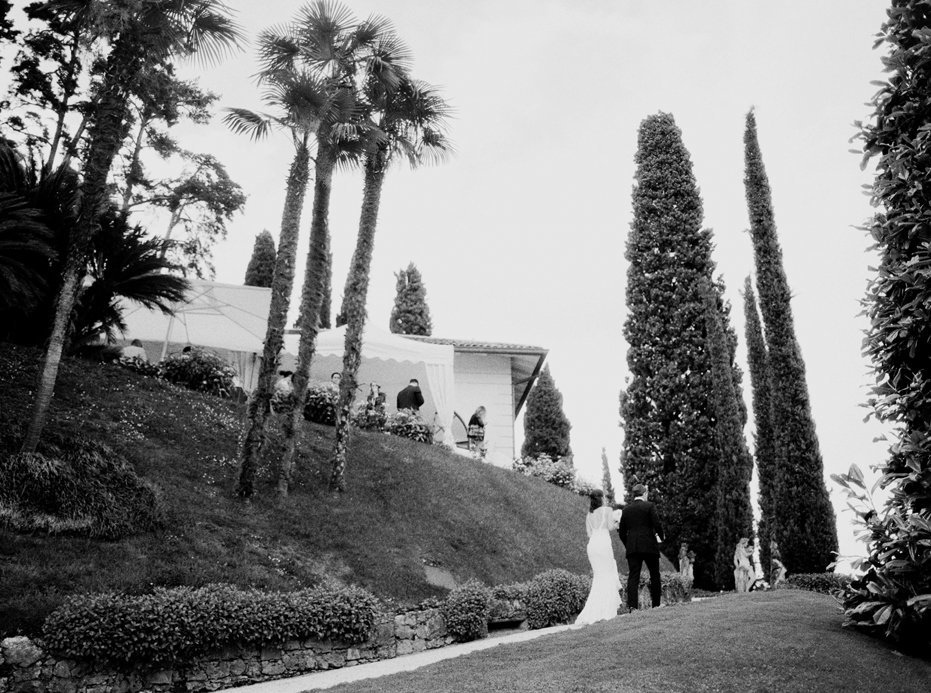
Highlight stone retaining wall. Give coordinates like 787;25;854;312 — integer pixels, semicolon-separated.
0;608;452;693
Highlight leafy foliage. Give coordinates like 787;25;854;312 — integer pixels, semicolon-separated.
600;447;616;504
302;383;338;425
832;0;931;654
42;583;379;665
512;453;577;490
523;569;590;629
384;409;434;444
744;111;838;573
159;348;237;398
0;440;163;539
116;355;160;377
244;229;277;287
442;580;492;642
521;364;572;459
621;113;745;589
389;262;433;335
785;573;851;596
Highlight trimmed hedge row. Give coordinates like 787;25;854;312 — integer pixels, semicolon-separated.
785;573;851;595
42;584;379;665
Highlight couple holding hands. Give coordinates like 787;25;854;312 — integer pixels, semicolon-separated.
575;484;665;626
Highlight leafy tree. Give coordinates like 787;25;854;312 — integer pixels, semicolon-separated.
331;76;450;491
600;447;616;505
743;276;778;578
389;262;433;336
22;0;243;453
0;1;16;53
834;0;931;651
621;112;739;589
224;62;329;499
702;279;755;589
744;110;837;573
244;230;276;288
522;364;572;460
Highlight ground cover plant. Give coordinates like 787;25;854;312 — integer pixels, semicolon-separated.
323;591;931;693
0;343;604;637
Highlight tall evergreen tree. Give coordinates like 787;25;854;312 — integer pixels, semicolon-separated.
744;111;837;572
702;280;755;589
743;276;778;578
389;262;432;335
521;364;572;460
244;230;276;288
836;0;931;650
621;112;739;588
600;447;616;504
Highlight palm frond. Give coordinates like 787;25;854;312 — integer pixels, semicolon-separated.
222;108;275;141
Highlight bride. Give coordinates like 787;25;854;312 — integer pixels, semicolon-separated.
574;489;622;625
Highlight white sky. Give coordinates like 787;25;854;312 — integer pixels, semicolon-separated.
5;1;893;565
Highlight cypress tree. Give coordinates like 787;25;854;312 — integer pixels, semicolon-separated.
621;112;727;588
243;230;277;288
600;447;616;504
744;111;838;573
743;276;779;578
389;262;432;335
702;279;755;589
521;364;572;460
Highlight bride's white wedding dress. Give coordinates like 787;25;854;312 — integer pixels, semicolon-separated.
574;505;622;626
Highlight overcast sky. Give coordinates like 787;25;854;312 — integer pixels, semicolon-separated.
187;0;889;565
7;1;892;565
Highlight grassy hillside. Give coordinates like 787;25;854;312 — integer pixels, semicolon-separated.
0;344;651;636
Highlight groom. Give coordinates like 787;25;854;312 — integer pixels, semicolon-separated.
618;484;665;611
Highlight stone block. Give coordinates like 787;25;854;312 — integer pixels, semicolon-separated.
395;624;416;640
425;614;447;639
376;644;397;659
186;666;208;682
411;639;426;653
393;615;406;628
1;638;43;668
373;621;395;646
346;648;361;662
228;660;246;677
47;678;77;693
396;640;413;656
260;661;285;677
51;661;71;679
259;647;282;661
203;660;230;680
283;640;301;651
321;651;346;669
403;613;418;626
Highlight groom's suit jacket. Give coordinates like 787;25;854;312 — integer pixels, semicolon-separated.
618;499;664;556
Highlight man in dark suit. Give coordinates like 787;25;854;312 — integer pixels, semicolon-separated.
396;378;425;412
618;483;665;610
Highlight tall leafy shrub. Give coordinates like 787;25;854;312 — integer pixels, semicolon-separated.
389;262;432;335
521;364;572;459
243;230;276;288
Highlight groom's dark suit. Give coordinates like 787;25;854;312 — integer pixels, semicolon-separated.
619;498;665;609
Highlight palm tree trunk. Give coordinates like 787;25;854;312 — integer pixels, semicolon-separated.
236;141;311;499
330;160;386;491
21;85;129;453
277;137;336;498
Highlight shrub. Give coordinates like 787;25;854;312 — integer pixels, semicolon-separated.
384;409;433;444
303;383;338;425
0;441;163;539
116;356;160;377
512;453;577;490
353;392;387;431
42;583;380;666
524;569;590;629
158;348;236;398
74;343;125;362
635;572;690;608
490;582;529;622
442;580;492;642
785;573;851;596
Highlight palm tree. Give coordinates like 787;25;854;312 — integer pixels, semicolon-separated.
330;78;451;491
22;0;242;453
224;63;333;499
269;1;410;498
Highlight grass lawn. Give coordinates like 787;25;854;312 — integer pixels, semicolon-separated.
323;590;930;693
0;343;671;636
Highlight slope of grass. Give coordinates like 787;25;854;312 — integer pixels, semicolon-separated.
324;590;931;693
0;344;656;636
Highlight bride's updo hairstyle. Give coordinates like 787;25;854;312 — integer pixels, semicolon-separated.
588;489;605;513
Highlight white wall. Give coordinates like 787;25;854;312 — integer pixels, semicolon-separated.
453;352;514;467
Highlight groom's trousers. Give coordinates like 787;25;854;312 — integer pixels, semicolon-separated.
626;552;661;609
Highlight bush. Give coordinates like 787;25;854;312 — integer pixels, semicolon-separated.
524;569;590;629
0;440;163;539
158;348;236;398
353;392;387;431
42;583;380;666
512;453;577;490
442;580;492;642
785;573;851;596
634;572;690;608
116;356;160;377
384;409;433;444
303;383;338;425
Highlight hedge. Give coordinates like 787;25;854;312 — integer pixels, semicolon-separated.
42;583;379;666
785;573;851;596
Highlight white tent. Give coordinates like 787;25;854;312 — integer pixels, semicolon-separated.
281;325;456;446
